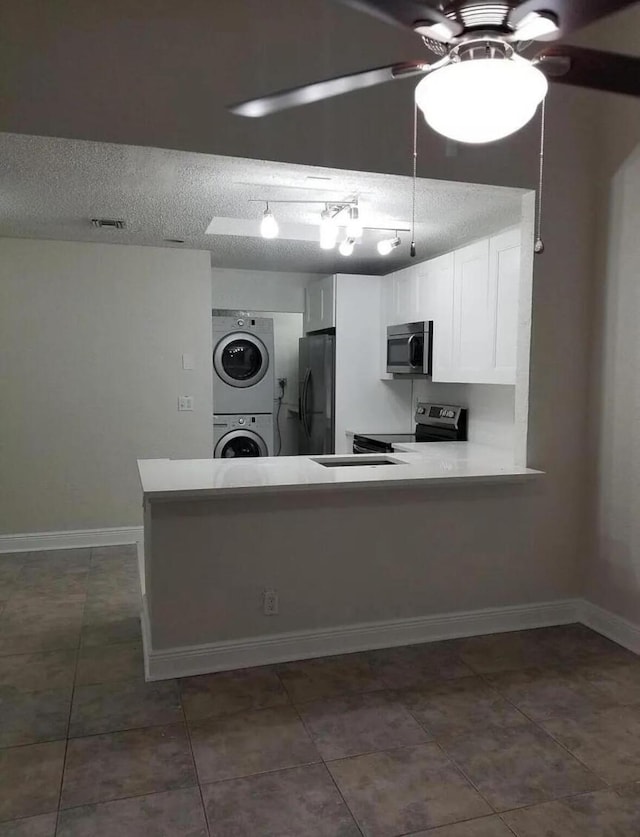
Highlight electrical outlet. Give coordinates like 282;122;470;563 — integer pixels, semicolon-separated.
263;589;279;615
178;396;194;411
278;377;287;389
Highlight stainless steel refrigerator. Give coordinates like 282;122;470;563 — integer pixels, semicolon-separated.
298;334;335;455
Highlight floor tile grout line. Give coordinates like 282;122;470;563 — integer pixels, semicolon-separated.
474;668;614;789
430;738;500;817
495;812;521;836
289;700;366;836
180;695;213;837
54;567;88;837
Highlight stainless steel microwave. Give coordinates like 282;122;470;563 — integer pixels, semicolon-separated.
386;321;433;375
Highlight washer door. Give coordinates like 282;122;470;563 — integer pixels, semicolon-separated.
214;429;268;458
213;332;269;388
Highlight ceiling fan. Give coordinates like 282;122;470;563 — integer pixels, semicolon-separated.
229;0;640;143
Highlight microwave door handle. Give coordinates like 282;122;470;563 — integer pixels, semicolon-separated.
408;335;418;368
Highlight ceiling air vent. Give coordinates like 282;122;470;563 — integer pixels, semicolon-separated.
91;218;126;229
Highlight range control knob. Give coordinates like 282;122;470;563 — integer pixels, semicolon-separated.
417;406;425;414
237;318;244;327
237;417;245;425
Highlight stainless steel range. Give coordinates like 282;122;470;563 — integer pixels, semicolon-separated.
353;402;468;454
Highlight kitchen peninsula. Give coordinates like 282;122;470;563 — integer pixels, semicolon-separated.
138;449;542;681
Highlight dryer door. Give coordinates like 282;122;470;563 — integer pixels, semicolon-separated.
213;332;269;389
214;429;268;458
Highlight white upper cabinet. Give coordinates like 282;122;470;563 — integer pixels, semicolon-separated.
436;229;521;384
452;238;494;379
427;252;455;380
489;228;521;383
383;267;418;326
304;274;336;333
381;227;521;385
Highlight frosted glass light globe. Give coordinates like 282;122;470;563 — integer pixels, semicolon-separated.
260;209;279;239
339;237;356;256
319;210;338;250
414;57;548;144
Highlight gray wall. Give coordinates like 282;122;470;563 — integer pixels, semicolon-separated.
211;268;319;313
0;239;213;534
581;9;640;625
148;482;558;650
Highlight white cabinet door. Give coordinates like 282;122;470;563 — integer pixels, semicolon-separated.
434;232;520;384
320;274;337;330
488;228;520;383
305;275;336;333
452;239;493;378
425;253;455;381
304;282;323;333
397;270;420;322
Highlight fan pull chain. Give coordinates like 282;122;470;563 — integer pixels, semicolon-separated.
534;97;546;255
410;100;418;258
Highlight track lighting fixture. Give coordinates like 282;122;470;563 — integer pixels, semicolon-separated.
345;206;363;239
260;203;279;239
377;235;401;256
251;198;408;257
339;237;356;257
319;207;339;250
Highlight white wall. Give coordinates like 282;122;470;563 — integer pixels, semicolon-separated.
212;267;320;313
412;381;516;452
335;274;412;454
0;239;213;534
265;311;303;457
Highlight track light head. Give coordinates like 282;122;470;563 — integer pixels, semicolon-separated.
345;206;363;239
319;207;339;250
339;237;356;257
260;204;279;239
377;235;401;256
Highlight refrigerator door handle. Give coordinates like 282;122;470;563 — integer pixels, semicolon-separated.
301;367;312;439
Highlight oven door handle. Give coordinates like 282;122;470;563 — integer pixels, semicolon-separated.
353;442;374;454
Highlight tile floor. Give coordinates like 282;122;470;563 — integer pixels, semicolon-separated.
1;546;640;835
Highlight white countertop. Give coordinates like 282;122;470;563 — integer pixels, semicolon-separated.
138;443;542;500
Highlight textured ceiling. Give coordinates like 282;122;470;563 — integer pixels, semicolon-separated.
0;132;527;274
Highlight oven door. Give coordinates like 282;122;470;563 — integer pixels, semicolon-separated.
386;333;424;374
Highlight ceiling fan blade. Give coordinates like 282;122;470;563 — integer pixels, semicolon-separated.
537;45;640;97
510;0;638;40
229;61;429;117
331;0;462;38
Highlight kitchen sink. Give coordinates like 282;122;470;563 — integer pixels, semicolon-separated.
311;456;400;468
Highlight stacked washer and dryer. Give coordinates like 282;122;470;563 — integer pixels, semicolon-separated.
212;310;275;458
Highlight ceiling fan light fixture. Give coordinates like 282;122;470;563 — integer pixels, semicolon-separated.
260;204;279;239
414;57;548;144
319;208;338;250
513;11;559;41
377;236;401;256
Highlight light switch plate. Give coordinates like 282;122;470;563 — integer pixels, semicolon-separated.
182;353;195;370
178;396;194;411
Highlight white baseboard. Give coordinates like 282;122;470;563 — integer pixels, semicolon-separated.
143;597;581;681
0;526;143;554
580;600;640;655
